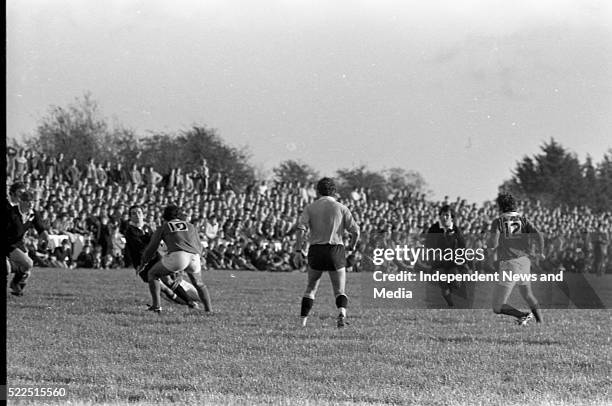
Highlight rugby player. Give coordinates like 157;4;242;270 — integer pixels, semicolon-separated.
424;205;466;307
123;205;195;306
140;205;212;313
294;177;360;328
489;192;544;325
6;191;49;296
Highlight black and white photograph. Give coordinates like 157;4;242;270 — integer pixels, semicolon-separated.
5;1;612;404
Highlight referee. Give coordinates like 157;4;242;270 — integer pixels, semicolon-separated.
294;177;360;328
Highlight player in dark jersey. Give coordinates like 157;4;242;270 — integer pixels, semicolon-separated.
123;205;195;306
488;193;544;325
424;205;467;307
140;205;212;313
6;190;49;296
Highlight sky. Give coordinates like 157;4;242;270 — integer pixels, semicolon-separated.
7;0;612;203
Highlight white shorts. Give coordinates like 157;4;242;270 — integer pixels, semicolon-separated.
498;256;531;287
161;251;201;274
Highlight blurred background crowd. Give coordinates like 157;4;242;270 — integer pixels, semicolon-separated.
6;147;611;275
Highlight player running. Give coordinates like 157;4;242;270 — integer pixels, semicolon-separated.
140;204;212;313
294;177;360;328
488;192;544;325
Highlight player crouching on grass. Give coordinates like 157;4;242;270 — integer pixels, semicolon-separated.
6;190;49;296
294;177;360;328
139;205;212;314
488;192;544;325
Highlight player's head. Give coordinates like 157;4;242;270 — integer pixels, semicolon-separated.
129;205;144;223
438;204;455;228
316;177;336;197
18;190;35;212
162;204;183;221
9;181;26;201
496;192;517;213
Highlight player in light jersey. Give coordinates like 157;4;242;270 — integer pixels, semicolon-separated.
294;177;360;328
141;205;212;313
488;193;544;325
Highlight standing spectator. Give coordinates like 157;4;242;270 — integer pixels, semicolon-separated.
65;158;82;187
55;152;67;183
199;159;210;193
13;148;28;181
174;167;184;189
129;163;142;188
211;173;222;196
221;175;234;194
27;149;41;179
592;224;609;276
7;146;17;180
96;163;108;186
145;166;163;192
44;153;57;185
96;214;114;267
166;167;177;189
85;157;98;184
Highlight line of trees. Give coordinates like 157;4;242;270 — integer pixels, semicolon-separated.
11;94;610;210
500;139;612;213
13;94;428;198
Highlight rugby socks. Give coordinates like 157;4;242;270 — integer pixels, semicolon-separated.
173;284;192;304
300;297;314;317
197;285;212;312
148;279;161;308
335;295;348;318
498;304;529;319
531;306;543;323
442;290;454;307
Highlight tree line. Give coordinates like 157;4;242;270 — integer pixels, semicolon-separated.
10;94;611;211
500;139;612;213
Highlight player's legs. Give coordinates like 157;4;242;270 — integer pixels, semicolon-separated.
9;248;34;296
492;258;532;320
184;254;212;312
300;267;323;325
514;256;541;322
328;267;348;317
158;275;182;303
147;252;189;310
147;261;174;309
518;283;542;323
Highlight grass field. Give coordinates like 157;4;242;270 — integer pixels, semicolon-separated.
6;268;612;405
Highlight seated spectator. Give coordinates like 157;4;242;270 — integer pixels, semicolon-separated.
50;239;73;269
76;244;95;268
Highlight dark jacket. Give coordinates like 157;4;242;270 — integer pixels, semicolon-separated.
5;201;48;255
424;222;466;270
123;223;154;268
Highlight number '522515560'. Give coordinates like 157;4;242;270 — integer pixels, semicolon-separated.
7;387;67;397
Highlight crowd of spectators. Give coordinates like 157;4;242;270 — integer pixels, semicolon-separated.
6;147;612;275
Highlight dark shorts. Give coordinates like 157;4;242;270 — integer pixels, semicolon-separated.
308;244;346;271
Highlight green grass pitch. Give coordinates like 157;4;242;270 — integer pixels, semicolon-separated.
6;268;612;405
